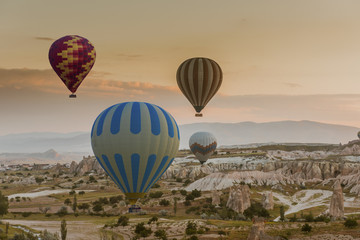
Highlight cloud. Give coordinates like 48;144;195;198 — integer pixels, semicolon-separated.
116;53;143;60
34;37;54;41
282;82;302;88
1;67;360;135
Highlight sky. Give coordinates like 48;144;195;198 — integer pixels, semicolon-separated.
1;0;360;135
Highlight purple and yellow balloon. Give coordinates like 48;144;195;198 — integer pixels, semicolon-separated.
49;35;96;98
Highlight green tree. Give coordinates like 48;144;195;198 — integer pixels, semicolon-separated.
117;216;129;227
191;189;201;198
154;229;167;240
57;206;68;217
134;222;152;238
5;222;9;235
35;177;44;184
61;219;67;240
280;205;285;221
185;221;197;235
159;199;170;206
72;194;77;213
92;203;103;213
64;198;71;206
243;202;270;219
148;216;158;224
78;203;90;212
0;191;9;217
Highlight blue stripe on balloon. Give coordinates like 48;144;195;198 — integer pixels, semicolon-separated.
96;106;114;136
131;154;140;192
95;156;125;193
170;115;180;140
110;102;127;134
144;156;169;192
149;157;175;192
140;154;156;192
159;108;174;138
114;154;131;193
91;113;102;138
145;103;160;135
130;102;141;134
100;155;126;193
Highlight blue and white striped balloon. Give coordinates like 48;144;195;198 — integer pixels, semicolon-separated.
91;102;180;204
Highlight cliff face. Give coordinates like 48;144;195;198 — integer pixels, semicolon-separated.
69;156;104;176
226;184;251;214
262;192;274;210
211;191;221;206
165;159;358;181
247;217;285;240
329;181;344;219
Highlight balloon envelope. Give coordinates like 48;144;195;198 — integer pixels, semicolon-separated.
358;131;360;139
189;132;217;164
176;57;222;115
49;35;96;95
91;102;180;204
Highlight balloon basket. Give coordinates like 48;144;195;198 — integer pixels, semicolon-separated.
195;113;203;117
128;205;141;213
69;94;77;98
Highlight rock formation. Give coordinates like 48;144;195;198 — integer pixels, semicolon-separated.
329;180;344;219
211;191;221;206
70;156;104;176
226;184;251;214
262;192;274;210
69;161;78;173
247;217;285;240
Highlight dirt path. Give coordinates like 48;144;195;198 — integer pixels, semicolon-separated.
4;219;103;240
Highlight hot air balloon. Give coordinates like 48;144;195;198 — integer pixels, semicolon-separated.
49;35;96;98
176;57;222;117
189;132;217;164
358;131;360;139
91;102;180;205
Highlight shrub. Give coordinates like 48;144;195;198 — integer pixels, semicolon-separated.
301;223;312;232
57;206;68;217
243;202;270;219
159;199;170;206
149;191;163;198
344;218;358;228
117;216;129;227
191;189;201;198
148;216;158;224
185;221;197;235
183;179;192;187
180;190;187;196
21;212;32;217
153;183;160;188
92;203;103;213
186;195;195;201
184;200;191;206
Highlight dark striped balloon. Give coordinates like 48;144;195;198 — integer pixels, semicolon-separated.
176;57;222;115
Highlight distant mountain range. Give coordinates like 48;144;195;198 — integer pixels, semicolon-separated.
179;120;359;149
0;120;358;153
0;149;87;164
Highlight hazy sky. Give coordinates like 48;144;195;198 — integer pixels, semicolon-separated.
2;0;360;135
